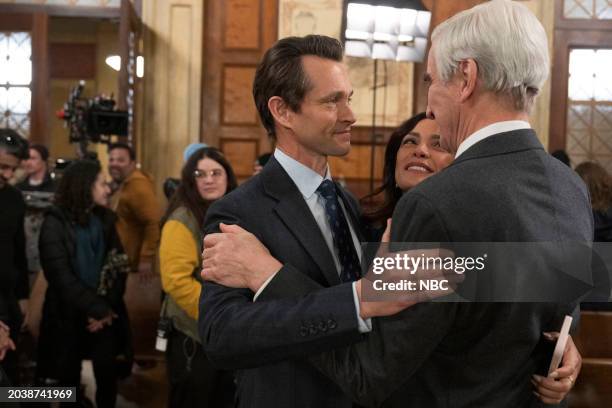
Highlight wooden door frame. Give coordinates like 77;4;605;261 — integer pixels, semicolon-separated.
549;0;612;151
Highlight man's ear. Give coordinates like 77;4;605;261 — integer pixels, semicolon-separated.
457;59;478;103
268;96;292;130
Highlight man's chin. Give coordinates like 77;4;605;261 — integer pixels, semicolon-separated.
326;142;351;157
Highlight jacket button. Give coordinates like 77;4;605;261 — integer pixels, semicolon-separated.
300;327;309;337
327;319;337;330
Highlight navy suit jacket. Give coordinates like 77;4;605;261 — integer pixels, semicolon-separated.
199;157;366;408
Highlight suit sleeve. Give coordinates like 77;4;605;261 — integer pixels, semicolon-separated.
198;197;364;370
254;192;458;407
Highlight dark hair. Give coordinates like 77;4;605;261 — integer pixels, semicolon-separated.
29;144;50;162
551;149;570;167
55;160;102;225
253;35;344;139
361;112;428;226
575;161;612;212
108;142;136;161
255;153;272;166
0;128;29;159
162;147;238;229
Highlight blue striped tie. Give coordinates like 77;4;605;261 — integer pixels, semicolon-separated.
317;180;361;282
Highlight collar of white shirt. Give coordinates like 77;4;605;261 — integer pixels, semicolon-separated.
274;148;332;199
455;120;531;159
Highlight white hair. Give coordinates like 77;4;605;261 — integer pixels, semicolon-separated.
431;0;549;112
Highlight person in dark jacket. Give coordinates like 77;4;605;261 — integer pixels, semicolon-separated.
38;160;132;408
0;128;29;385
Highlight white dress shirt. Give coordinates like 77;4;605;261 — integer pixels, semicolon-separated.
455;120;531;159
253;148;371;332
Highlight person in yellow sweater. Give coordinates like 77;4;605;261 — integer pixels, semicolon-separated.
159;146;237;408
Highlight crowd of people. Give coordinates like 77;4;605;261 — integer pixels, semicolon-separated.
1;1;611;407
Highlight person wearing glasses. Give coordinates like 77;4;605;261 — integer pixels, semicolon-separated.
159;147;237;407
0;129;29;385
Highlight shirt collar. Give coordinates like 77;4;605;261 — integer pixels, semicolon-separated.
274;148;332;199
455;120;531;159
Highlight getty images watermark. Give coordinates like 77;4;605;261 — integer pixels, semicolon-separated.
359;242;612;303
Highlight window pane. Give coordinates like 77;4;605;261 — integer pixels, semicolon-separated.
594;50;612;101
566;47;612;174
0;32;32;86
569;49;595;100
564;0;593;19
569;49;612;102
0;87;31;138
595;0;612;19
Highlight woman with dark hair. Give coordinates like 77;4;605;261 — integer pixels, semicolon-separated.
37;160;132;407
159;147;237;407
362;112;453;235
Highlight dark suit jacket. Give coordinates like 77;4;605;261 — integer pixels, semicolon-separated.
199;157;366;408
259;129;594;408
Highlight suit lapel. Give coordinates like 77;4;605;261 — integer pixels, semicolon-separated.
262;159;341;286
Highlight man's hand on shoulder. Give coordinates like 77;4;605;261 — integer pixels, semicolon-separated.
201;223;282;292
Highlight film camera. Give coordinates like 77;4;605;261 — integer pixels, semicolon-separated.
56;80;128;157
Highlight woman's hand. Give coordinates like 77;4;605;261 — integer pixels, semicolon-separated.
86;313;117;333
532;332;582;404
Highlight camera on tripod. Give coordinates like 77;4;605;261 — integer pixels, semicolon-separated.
56;81;128;155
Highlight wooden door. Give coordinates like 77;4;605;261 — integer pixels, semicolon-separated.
201;0;278;181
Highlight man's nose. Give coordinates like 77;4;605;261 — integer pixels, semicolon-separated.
340;102;356;125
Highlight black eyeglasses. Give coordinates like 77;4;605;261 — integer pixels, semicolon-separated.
194;168;225;179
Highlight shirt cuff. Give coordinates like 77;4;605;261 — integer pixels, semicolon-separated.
352;281;372;333
252;271;280;302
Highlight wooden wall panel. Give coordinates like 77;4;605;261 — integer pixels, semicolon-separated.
222;65;258;125
30;12;49;145
49;43;96;78
141;0;203;196
167;5;193;177
223;0;261;50
202;0;277;180
329;144;385;181
220;138;259;177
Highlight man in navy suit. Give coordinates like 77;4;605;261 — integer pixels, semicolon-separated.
199;35;412;408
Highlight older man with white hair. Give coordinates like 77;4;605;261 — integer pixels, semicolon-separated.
308;1;592;406
200;1;591;407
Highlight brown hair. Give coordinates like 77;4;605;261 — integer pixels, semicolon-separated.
252;35;344;139
162;147;238;229
575;161;612;212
